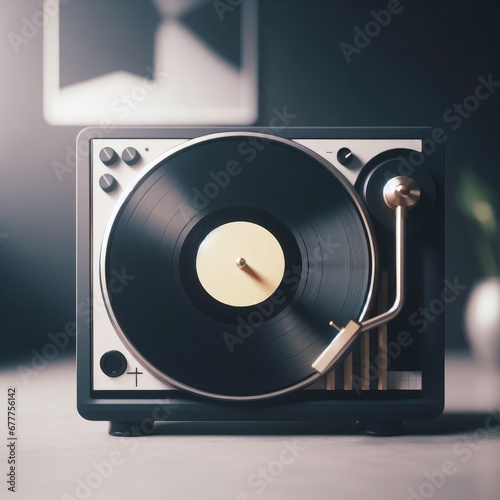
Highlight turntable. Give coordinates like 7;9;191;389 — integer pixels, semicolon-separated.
76;127;444;435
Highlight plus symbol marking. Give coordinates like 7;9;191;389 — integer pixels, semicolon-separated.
127;367;143;387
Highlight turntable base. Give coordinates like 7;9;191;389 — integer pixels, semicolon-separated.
108;419;408;437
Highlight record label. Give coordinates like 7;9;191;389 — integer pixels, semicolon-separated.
195;221;286;307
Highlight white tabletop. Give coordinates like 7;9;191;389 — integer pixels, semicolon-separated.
1;353;499;500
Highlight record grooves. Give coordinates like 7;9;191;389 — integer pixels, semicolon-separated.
103;135;374;399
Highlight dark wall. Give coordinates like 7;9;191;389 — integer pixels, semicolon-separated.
1;0;499;365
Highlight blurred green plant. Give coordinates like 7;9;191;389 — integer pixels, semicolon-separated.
458;168;500;276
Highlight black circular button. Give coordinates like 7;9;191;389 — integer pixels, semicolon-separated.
122;147;140;166
99;174;117;192
337;147;354;166
100;350;127;378
99;147;118;166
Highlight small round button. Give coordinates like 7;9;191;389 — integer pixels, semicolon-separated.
122;147;140;166
99;174;117;192
100;350;127;378
337;147;354;166
99;147;118;166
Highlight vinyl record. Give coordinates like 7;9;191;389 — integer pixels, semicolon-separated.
101;133;375;400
